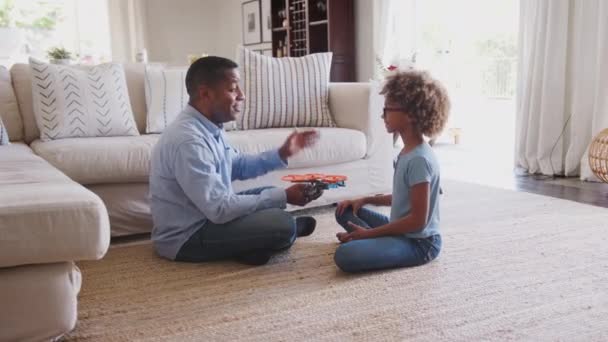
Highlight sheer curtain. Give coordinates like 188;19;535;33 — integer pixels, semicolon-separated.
107;0;148;63
516;0;608;178
0;0;112;66
373;0;417;76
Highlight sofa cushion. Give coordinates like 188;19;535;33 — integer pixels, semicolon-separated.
0;262;81;342
0;66;23;142
144;65;188;133
28;58;139;141
0;143;110;268
31;135;160;185
123;63;148;134
236;46;335;130
10;63;148;143
226;128;366;169
0;116;8;145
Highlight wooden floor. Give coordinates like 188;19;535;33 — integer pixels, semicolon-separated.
434;143;608;209
511;174;608;208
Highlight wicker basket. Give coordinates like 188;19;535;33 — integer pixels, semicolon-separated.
588;128;608;183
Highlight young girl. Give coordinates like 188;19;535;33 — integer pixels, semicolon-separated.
334;70;450;273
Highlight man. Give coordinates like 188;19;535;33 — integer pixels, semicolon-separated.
150;56;320;266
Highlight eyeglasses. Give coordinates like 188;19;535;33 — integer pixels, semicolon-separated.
381;107;406;119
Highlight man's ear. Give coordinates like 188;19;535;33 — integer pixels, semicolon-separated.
198;84;212;101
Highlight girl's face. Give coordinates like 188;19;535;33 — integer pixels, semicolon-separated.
382;100;411;134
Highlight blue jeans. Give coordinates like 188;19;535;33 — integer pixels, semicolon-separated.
175;187;296;262
334;207;441;273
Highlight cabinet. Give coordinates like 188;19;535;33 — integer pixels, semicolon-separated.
270;0;355;81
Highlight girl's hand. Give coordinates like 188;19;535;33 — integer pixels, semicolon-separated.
336;198;367;217
347;222;369;240
336;231;351;243
336;222;370;243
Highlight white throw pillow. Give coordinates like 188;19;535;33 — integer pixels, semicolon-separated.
144;65;188;133
29;57;139;141
236;46;335;130
144;65;237;133
0;116;9;145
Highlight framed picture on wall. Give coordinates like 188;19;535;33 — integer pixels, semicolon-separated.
260;0;272;43
242;0;262;45
254;49;273;57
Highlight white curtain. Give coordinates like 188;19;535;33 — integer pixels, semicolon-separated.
107;0;148;63
516;0;608;178
373;0;417;76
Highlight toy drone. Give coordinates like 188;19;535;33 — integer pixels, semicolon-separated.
282;174;347;201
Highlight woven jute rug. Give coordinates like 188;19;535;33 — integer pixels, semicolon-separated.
65;180;608;341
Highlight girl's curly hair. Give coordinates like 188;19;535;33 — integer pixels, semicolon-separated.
380;70;450;137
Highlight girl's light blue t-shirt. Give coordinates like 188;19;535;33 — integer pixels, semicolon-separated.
390;143;441;239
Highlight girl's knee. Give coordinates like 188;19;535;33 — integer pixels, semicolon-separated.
334;207;352;225
334;245;360;273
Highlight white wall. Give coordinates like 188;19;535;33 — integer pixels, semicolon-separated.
144;0;222;64
215;0;272;60
143;0;375;75
355;0;374;81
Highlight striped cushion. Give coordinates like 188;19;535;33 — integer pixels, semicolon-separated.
144;65;188;133
237;46;335;130
0;116;9;145
144;65;237;133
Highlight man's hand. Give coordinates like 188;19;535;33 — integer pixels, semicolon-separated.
279;130;319;161
336;197;368;217
285;184;312;206
336;222;369;243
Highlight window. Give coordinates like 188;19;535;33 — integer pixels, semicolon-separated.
0;0;111;66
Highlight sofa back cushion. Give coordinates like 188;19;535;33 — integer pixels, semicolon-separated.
28;58;139;141
0;116;9;145
10;62;149;143
0;66;23;142
122;63;148;134
144;65;188;133
236;46;335;130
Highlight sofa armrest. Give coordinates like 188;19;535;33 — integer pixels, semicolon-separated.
328;82;392;158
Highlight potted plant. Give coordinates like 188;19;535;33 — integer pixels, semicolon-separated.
47;46;72;64
188;53;209;65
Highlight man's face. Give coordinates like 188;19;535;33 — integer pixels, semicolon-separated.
208;69;245;123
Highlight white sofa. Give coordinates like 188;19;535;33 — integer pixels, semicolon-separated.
0;62;392;339
0;68;110;341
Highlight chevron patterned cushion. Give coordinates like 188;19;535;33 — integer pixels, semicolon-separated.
29;57;139;141
0;116;9;145
236;47;335;130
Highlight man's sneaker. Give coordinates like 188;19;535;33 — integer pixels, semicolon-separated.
296;216;316;237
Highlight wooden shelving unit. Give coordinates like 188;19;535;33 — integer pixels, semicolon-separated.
270;0;355;81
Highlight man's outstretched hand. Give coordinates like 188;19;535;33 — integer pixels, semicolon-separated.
279;130;319;161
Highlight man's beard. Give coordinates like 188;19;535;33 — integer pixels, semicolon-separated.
211;107;232;124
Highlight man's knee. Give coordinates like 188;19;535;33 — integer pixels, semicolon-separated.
260;208;296;248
